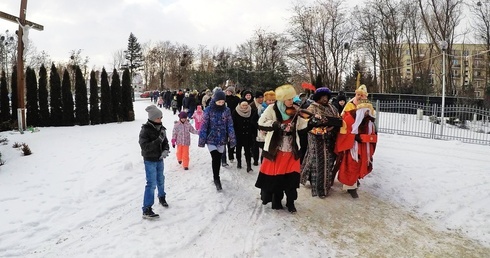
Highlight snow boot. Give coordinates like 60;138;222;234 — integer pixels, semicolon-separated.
271;192;284;210
158;196;169;207
237;160;242;169
261;190;272;205
142;207;159;219
246;161;252;172
214;179;222;191
286;199;297;213
347;189;359;199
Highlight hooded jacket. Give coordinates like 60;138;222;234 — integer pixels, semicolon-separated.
198;98;237;148
139;121;170;161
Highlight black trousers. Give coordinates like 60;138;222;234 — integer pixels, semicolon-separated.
210;150;222;180
236;139;252;167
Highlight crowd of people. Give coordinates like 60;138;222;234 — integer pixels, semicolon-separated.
138;84;378;219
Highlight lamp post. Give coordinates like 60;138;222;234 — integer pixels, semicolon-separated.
439;40;448;137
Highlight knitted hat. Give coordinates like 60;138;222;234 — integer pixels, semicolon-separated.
337;95;346;102
264;90;276;101
225;86;235;95
355;84;368;97
275;84;297;102
312;87;332;102
255;91;264;98
145;105;163;121
178;111;188;119
214;90;226;101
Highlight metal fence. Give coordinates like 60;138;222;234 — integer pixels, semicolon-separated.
375;100;490;145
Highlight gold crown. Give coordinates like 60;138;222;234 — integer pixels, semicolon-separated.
356;99;372;109
356;99;376;117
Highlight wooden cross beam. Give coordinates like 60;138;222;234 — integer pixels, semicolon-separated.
0;0;43;132
0;11;44;31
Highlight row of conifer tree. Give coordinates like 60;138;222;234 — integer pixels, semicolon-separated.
0;64;135;130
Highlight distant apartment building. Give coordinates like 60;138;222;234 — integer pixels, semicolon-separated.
400;43;488;98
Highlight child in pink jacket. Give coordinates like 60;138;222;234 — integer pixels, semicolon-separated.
192;105;204;131
172;111;198;170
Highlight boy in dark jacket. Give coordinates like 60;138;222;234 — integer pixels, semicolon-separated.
139;105;170;219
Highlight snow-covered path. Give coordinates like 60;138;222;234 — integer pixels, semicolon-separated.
0;98;488;257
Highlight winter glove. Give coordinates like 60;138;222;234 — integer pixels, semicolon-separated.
171;139;176;148
272;121;282;130
355;134;362;143
160;150;170;159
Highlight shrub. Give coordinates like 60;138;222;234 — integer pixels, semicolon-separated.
12;142;22;148
21;143;32;156
0;137;8;145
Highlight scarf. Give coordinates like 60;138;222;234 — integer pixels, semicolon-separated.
148;119;162;131
350;108;375;162
276;101;290;121
235;104;251;118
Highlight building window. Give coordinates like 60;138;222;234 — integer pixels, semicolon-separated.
463;50;470;56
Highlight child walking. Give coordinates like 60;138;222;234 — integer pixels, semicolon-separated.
157;96;164;108
171;96;178;115
139;105;170;219
172;111;198;170
192;105;204;131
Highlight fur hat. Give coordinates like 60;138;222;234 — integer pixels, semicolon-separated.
312;87;332;102
355;84;369;97
275;84;297;102
145;105;163;121
178;111;188;119
214;90;226;101
264;90;276;101
255;91;264;98
242;90;252;97
225;86;235;95
337;94;346;102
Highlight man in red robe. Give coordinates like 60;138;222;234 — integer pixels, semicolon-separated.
335;98;377;198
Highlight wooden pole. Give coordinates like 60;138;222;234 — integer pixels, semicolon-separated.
17;0;27;131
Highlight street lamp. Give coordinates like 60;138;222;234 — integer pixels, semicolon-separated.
439;40;448;137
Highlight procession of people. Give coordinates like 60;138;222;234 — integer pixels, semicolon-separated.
139;84;378;218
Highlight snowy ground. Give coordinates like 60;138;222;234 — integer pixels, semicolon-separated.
0;98;489;257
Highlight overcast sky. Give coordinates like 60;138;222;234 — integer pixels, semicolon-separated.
1;0;359;69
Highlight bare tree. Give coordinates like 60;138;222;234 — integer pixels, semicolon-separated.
417;0;464;95
288;0;356;91
111;49;126;70
470;0;490;94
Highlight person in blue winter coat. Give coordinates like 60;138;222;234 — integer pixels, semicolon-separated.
139;105;170;219
198;90;237;191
